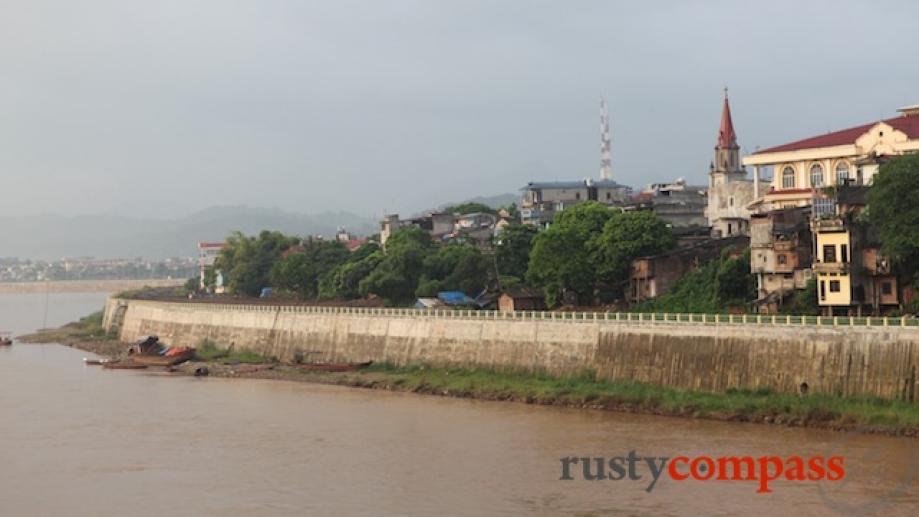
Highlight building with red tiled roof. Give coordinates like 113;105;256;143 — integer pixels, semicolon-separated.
743;105;919;211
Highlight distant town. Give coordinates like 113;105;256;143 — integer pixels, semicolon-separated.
187;93;919;318
0;256;197;283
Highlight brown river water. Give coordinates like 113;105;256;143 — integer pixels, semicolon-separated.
1;292;917;516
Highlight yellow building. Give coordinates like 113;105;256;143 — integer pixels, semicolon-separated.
813;219;851;307
742;105;919;211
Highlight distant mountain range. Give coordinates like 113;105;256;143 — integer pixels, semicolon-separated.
2;193;520;260
0;206;377;260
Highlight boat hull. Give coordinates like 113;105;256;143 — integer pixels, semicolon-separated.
131;350;195;367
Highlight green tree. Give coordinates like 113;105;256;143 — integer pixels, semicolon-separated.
318;245;384;300
216;230;297;297
595;211;676;291
270;239;350;299
360;228;433;304
443;202;496;215
867;154;919;281
495;223;537;280
527;224;594;306
714;248;755;302
416;243;489;297
780;278;819;315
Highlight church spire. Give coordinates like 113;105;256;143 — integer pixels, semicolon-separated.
717;87;738;150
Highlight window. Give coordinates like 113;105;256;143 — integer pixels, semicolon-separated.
841;244;848;263
829;280;841;293
575;192;581;200
820;281;826;300
727;223;733;235
782;166;796;188
882;282;893;295
835;162;849;185
810;164;824;187
606;192;611;200
729;197;734;207
777;254;787;265
823;244;837;263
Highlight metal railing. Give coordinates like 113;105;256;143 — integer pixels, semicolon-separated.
119;299;919;329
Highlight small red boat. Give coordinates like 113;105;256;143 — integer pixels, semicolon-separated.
131;349;196;367
296;361;373;373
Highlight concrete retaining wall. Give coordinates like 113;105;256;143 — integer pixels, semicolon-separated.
104;298;918;401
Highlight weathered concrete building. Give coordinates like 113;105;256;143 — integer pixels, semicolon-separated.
519;179;631;225
629;178;708;229
750;206;813;312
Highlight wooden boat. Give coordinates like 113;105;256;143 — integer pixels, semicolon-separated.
131;349;196;367
296;360;373;373
102;361;148;370
0;338;12;346
84;358;109;365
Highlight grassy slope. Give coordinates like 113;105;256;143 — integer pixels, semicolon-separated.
357;364;919;432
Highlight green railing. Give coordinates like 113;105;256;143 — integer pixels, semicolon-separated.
121;299;919;329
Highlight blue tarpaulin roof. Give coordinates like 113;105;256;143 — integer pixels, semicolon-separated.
437;291;474;305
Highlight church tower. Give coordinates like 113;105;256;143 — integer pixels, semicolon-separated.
710;88;744;186
707;88;753;237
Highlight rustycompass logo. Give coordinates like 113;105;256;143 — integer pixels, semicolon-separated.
559;451;845;493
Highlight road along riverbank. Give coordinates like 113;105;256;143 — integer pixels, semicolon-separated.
18;314;919;438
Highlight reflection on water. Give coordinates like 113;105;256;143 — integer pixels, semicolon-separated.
0;293;917;516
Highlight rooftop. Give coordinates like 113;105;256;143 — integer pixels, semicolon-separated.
753;112;919;155
522;179;628;190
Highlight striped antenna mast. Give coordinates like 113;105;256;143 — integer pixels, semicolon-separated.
600;97;612;180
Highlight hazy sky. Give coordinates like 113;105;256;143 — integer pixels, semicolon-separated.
1;0;917;219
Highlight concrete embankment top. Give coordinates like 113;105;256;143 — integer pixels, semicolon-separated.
104;298;919;402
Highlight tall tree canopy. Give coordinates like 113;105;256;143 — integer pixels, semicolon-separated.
318;243;383;300
867;154;919;280
360;227;434;304
416;242;489;297
216;230;297;297
270;239;350;299
527;224;594;306
527;203;674;305
495;223;537;280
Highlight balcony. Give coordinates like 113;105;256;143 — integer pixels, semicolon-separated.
813;217;845;232
813;261;849;274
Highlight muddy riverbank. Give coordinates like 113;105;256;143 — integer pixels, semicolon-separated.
19;319;919;439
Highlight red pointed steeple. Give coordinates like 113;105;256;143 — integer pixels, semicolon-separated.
717;88;738;150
